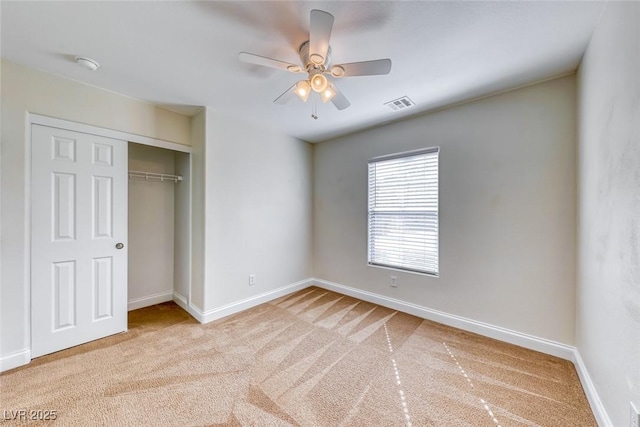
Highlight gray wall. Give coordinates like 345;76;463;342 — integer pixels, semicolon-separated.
202;110;314;311
314;76;577;344
577;2;640;426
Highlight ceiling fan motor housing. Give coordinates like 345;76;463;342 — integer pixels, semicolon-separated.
299;40;331;71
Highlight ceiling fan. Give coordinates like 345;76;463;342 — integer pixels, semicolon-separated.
238;9;392;111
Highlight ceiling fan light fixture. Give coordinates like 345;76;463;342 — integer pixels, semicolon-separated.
310;73;328;92
330;65;345;77
294;80;311;102
320;84;337;103
238;9;391;112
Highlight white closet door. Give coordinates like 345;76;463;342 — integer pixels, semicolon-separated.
31;124;128;358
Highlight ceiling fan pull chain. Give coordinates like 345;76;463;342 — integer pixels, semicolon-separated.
311;95;319;120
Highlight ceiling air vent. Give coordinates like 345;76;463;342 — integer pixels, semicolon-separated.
385;96;415;111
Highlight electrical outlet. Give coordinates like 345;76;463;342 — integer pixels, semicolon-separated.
631;402;639;427
390;276;397;288
249;274;256;286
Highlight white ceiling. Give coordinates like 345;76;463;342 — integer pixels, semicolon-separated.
1;1;604;143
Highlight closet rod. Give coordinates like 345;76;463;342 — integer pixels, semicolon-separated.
128;170;183;183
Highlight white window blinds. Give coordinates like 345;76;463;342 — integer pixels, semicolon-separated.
368;147;439;276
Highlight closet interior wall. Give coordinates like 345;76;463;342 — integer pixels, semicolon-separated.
173;151;191;304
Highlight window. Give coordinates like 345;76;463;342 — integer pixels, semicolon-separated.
367;147;439;276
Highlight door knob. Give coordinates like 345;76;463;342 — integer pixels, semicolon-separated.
115;243;124;249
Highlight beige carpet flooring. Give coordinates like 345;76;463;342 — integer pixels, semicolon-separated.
1;287;596;426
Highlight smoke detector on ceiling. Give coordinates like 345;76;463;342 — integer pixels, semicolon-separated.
75;56;100;71
385;96;415;111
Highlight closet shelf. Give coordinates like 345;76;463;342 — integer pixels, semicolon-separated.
128;170;183;183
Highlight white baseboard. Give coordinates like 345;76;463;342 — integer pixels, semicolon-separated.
0;348;31;373
197;278;314;324
128;291;174;311
572;349;612;427
172;292;205;323
312;278;575;361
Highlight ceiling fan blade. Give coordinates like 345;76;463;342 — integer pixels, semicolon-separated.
331;85;351;110
332;59;392;77
309;9;334;65
273;84;296;105
239;52;303;73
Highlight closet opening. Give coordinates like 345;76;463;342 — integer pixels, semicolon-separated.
127;142;191;312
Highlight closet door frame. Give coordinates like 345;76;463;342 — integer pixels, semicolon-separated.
25;113;192;361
